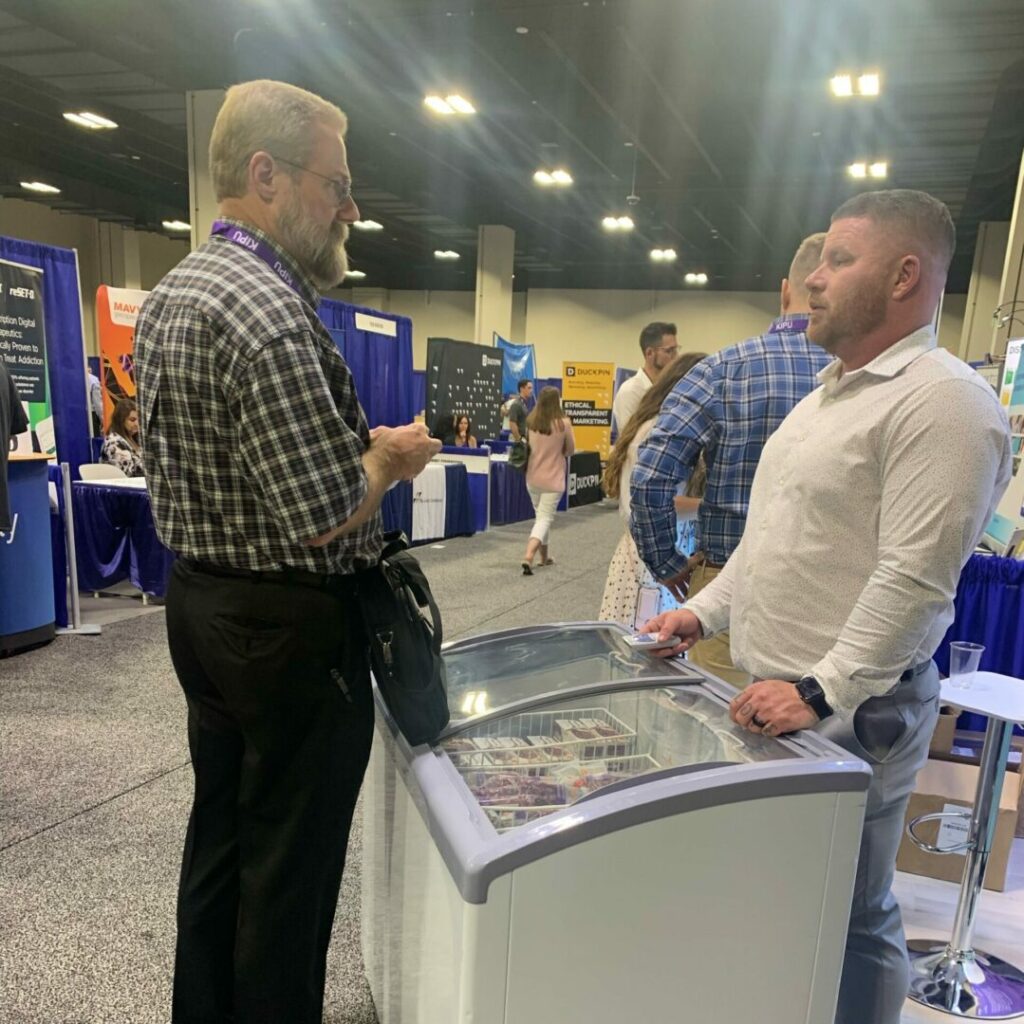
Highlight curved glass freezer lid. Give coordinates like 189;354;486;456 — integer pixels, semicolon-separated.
442;622;703;727
439;685;797;834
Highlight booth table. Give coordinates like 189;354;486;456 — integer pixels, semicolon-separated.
69;463;473;599
907;672;1024;1018
1;454;55;654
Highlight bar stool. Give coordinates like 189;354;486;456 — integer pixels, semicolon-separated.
906;671;1024;1018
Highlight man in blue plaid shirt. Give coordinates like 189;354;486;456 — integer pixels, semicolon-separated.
631;233;830;684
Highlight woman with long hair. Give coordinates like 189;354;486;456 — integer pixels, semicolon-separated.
520;386;574;574
452;414;477;448
100;397;145;477
600;352;707;626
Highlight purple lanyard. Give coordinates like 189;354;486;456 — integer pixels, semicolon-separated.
210;220;299;294
768;315;810;334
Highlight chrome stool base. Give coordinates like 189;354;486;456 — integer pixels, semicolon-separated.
908;940;1024;1019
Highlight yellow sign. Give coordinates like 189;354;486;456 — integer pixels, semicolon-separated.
561;361;615;460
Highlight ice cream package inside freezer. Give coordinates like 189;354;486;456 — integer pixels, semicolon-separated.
438;687;798;833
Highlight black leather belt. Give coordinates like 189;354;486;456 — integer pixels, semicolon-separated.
900;660;933;682
180;557;360;594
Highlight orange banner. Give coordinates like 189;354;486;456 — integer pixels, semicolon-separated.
96;286;148;428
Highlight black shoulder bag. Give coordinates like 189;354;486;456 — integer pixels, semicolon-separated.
360;531;450;746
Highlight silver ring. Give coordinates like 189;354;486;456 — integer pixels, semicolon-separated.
752;715;767;728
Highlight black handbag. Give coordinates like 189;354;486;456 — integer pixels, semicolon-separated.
360;531;450;745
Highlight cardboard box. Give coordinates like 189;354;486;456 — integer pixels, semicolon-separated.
896;753;1023;892
928;705;959;756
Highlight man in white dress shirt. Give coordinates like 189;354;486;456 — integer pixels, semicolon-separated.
612;321;678;432
643;189;1011;1024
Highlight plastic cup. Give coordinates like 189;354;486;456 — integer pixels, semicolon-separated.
948;641;984;689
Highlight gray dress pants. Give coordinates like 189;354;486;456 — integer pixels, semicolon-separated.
818;663;940;1024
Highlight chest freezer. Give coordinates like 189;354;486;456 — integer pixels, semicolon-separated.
359;622;870;1024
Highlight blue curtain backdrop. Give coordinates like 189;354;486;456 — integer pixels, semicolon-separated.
934;553;1024;734
319;300;415;428
0;236;91;478
495;335;536;398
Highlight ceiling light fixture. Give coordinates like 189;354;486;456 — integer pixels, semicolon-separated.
847;162;868;179
63;110;118;130
684;272;708;285
857;72;881;96
424;95;454;115
868;160;888;179
20;181;61;194
446;94;476;114
353;219;383;231
345;269;367;279
650;248;678;262
831;71;882;98
162;219;191;232
602;215;634;232
829;74;854;97
433;249;460;260
534;168;572;187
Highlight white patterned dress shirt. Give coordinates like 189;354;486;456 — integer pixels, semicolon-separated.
685;326;1011;718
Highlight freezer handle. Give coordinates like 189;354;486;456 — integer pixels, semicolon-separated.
575;761;735;804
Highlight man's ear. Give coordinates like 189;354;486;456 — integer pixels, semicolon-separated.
249;151;277;202
780;277;791;313
892;254;922;301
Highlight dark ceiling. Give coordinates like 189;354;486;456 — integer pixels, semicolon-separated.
1;0;1022;293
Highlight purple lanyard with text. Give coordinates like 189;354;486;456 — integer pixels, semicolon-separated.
210;220;299;294
768;315;810;334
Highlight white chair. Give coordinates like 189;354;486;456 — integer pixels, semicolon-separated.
78;463;128;480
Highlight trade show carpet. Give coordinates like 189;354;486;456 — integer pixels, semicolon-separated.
0;503;624;1023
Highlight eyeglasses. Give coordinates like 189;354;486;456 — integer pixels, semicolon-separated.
273;156;353;206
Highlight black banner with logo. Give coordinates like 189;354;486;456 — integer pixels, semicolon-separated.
426;337;505;441
567;451;603;507
0;261;46;404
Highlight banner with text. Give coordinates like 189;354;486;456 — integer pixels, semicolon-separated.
561;360;614;461
1;259;51;453
96;285;149;429
426;337;504;441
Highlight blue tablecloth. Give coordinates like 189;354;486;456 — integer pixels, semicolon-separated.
490;460;535;525
72;482;175;596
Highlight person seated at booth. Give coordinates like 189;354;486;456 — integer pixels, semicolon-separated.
100;398;145;477
452;414;477;448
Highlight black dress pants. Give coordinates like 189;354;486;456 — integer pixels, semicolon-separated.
165;559;374;1024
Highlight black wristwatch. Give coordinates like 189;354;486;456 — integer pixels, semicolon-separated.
795;676;834;721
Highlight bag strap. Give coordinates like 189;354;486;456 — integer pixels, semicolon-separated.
386;550;444;648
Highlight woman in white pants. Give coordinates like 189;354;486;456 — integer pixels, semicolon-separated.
521;386;575;574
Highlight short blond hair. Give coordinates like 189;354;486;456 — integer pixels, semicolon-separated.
788;231;827;284
209;79;348;201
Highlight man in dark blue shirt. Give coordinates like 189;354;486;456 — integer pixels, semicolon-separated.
631;233;830;685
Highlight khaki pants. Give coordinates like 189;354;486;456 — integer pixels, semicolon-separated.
685;562;752;688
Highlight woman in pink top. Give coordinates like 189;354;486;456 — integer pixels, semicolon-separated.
521;386;575;574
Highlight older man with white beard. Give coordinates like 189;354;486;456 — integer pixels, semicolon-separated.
642;189;1010;1024
135;80;440;1024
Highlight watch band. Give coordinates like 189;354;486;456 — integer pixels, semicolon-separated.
796;676;834;721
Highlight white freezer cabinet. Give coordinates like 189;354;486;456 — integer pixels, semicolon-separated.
360;623;870;1024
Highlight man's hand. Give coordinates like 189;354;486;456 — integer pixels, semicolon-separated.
372;423;441;481
660;552;704;602
636;608;703;658
729;680;819;738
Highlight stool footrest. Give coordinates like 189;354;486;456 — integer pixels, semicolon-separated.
907;810;974;855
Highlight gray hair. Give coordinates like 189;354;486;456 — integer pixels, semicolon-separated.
830;189;956;274
209;79;348;201
788;231;827;286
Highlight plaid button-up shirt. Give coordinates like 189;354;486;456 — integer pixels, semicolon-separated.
134;219;382;574
630;318;832;579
